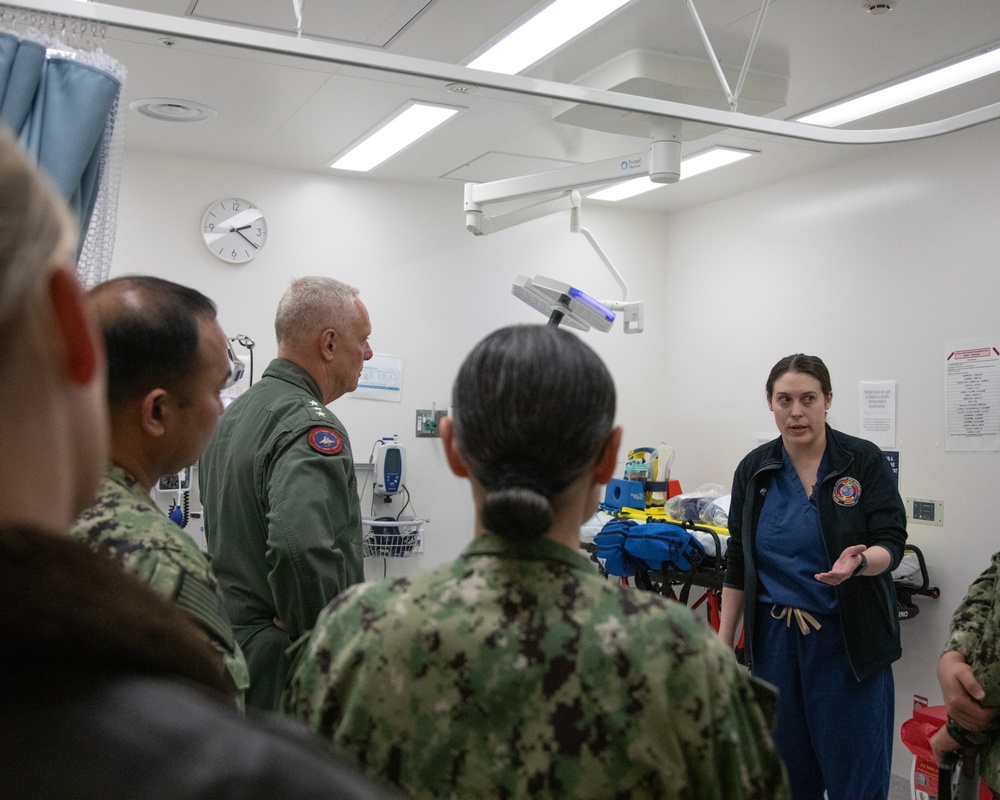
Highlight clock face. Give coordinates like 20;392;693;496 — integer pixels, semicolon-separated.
201;198;267;263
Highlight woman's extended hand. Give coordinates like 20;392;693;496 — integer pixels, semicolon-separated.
814;544;867;585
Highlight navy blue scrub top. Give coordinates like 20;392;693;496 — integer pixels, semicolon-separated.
755;445;837;614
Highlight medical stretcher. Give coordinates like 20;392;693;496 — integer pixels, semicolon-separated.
583;493;939;629
583;501;730;631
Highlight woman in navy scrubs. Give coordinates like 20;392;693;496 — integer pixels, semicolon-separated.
719;354;907;800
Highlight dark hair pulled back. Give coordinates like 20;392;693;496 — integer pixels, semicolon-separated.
766;353;832;399
450;325;615;540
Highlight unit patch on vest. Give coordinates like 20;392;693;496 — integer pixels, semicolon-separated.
307;427;343;455
833;477;861;506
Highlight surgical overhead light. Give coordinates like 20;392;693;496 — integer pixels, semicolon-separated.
512;275;615;333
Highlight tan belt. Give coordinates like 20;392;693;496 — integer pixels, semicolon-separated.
771;605;822;635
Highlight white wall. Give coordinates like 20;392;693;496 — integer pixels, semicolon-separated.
118;115;1000;780
113;152;672;578
658;118;1000;779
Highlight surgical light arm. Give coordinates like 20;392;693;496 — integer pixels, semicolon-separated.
464;119;681;236
464;122;679;335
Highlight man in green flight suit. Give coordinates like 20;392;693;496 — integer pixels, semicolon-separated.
200;276;372;711
72;275;249;704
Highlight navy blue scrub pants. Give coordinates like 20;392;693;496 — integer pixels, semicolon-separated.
752;604;894;800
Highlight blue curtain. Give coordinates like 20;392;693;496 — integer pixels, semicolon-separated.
0;29;123;259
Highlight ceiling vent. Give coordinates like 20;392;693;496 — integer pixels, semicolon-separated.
863;1;898;14
552;50;789;141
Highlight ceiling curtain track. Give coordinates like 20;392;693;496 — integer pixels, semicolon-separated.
0;4;126;287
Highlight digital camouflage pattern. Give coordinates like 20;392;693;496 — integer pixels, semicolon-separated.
284;532;790;800
200;357;364;711
71;463;249;703
944;550;1000;791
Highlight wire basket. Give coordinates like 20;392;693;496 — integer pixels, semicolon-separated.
362;517;426;558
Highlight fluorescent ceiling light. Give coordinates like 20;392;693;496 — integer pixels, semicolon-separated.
331;103;459;172
588;147;755;201
798;47;1000;127
467;0;633;76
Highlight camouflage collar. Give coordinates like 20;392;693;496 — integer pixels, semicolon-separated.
463;531;593;572
106;461;147;501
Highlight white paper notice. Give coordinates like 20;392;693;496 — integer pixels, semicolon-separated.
859;381;896;448
349;354;403;402
945;340;1000;452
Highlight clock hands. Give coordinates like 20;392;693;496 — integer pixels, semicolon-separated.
231;224;259;249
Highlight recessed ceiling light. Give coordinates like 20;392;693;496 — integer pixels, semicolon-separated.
588;146;755;201
798;46;1000;127
128;98;216;123
330;102;461;172
467;0;633;76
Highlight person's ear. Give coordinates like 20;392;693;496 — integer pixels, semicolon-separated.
439;416;469;478
825;392;833;410
593;426;623;485
48;265;99;385
766;392;774;412
139;388;170;437
319;327;337;362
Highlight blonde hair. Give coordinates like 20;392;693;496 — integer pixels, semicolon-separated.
0;125;76;336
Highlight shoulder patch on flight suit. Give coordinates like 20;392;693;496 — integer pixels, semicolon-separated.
307;427;343;455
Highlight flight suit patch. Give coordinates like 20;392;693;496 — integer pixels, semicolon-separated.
307;427;343;455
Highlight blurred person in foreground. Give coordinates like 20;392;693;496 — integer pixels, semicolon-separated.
0;124;398;799
285;323;790;800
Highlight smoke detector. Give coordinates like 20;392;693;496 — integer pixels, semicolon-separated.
863;0;897;14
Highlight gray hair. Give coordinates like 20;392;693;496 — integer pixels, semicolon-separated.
0;126;76;340
274;276;359;348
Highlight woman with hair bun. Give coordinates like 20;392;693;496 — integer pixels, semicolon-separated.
285;324;789;800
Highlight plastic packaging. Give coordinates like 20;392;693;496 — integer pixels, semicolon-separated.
700;494;731;527
665;483;725;523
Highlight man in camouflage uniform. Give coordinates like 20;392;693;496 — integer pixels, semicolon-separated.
200;276;372;712
72;276;248;703
933;551;1000;794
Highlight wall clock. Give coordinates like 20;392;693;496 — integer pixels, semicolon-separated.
201;197;267;263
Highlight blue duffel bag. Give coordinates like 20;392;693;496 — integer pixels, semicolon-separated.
592;518;638;577
623;521;705;573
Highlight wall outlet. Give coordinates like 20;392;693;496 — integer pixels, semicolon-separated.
415;409;447;438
